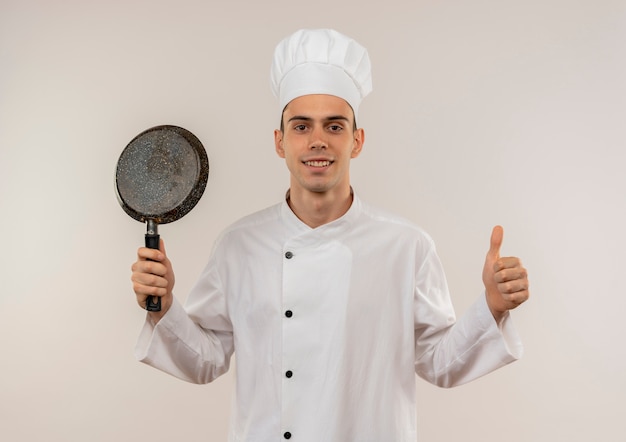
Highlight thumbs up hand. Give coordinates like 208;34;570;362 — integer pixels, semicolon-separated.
482;226;529;322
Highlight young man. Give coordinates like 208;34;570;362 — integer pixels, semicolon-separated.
131;29;529;441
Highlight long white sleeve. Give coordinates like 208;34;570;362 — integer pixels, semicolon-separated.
415;294;523;387
134;297;234;384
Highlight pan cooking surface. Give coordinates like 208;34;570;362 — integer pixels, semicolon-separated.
116;126;208;224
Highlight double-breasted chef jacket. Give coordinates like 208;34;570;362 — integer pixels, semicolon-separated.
136;193;523;442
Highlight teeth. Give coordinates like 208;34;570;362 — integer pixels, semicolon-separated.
305;161;331;167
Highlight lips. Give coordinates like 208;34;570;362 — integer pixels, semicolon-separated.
303;160;332;167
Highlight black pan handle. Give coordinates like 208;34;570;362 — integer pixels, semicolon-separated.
145;223;162;312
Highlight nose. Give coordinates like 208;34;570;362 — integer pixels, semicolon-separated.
309;126;327;150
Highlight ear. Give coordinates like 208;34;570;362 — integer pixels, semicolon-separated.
274;129;285;158
351;128;365;158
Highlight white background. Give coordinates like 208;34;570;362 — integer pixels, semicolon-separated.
1;0;625;441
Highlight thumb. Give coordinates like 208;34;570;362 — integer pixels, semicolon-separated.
488;225;504;259
159;238;167;255
156;238;168;261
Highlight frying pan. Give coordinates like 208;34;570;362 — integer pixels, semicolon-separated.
115;125;209;311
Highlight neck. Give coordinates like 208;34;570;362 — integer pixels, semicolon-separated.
287;186;353;228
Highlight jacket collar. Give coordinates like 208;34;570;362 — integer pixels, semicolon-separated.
280;188;361;239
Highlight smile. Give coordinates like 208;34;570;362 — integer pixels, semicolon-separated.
304;160;332;167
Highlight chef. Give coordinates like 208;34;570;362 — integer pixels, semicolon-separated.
131;28;530;441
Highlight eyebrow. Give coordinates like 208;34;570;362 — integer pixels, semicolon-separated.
287;115;351;124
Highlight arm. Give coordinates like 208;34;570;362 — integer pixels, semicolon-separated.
414;229;526;387
134;297;234;384
131;239;234;384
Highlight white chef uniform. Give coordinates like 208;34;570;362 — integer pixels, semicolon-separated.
135;193;523;442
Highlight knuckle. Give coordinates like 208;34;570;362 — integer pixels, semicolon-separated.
147;273;161;288
504;281;516;293
147;261;164;276
496;269;510;283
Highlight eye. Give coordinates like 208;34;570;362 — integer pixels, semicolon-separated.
293;124;307;131
328;124;344;132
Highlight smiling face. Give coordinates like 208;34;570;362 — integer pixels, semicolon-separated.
274;94;364;199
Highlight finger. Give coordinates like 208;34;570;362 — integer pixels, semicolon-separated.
132;275;169;303
131;259;167;277
132;270;169;288
487;225;504;260
497;278;529;295
134;283;167;297
499;286;530;306
495;256;523;269
137;246;164;262
493;260;528;282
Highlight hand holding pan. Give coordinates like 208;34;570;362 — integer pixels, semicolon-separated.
115;125;209;311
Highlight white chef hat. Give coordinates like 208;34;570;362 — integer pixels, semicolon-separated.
270;28;372;119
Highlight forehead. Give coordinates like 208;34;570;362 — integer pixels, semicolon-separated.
283;94;354;122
